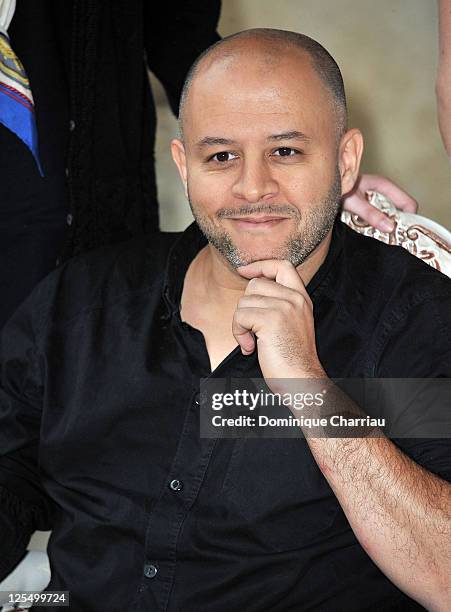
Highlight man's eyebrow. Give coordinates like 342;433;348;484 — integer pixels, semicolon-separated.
196;137;238;148
195;131;311;148
267;131;311;143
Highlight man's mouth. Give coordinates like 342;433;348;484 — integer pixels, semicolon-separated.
227;215;290;229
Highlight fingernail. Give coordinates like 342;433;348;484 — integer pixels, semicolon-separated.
380;219;394;233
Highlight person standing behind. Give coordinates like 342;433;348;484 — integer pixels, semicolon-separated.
0;0;221;329
437;0;451;160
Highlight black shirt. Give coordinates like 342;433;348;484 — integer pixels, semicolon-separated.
0;220;450;611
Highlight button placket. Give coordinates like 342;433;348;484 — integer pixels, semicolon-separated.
136;398;218;611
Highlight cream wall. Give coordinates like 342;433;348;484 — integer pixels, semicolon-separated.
152;0;450;230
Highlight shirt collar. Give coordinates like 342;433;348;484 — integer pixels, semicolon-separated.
163;221;207;316
162;218;345;316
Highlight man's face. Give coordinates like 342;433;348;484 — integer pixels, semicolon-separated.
173;46;350;268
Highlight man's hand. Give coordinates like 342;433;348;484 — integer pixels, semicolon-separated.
342;174;418;232
234;260;324;381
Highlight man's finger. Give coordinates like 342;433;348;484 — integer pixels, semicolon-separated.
243;276;307;303
237;259;304;292
344;194;395;233
232;306;267;354
238;294;295;312
359;174;419;213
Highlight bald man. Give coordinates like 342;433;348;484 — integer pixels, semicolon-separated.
0;29;450;612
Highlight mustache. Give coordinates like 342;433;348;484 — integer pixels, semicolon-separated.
217;204;300;219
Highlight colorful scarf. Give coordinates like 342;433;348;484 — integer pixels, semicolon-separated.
0;0;43;175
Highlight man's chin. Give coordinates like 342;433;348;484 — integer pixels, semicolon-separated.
222;248;294;269
200;222;306;267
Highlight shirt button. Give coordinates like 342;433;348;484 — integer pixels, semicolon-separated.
169;479;183;492
194;394;200;405
143;563;158;579
66;213;73;226
65;167;69;178
69;119;76;131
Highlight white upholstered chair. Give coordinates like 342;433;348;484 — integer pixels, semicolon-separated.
341;191;451;278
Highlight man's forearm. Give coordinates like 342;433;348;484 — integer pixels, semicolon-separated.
306;427;451;610
437;0;451;158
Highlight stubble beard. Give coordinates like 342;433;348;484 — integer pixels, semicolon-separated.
188;170;342;269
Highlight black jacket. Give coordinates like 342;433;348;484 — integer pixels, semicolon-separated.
0;0;220;329
61;0;221;258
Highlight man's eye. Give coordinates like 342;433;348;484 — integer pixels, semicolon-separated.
210;152;238;163
273;147;300;157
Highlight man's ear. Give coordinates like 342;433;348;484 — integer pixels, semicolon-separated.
338;129;364;196
171;138;188;198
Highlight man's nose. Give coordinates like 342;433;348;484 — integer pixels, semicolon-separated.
231;158;279;203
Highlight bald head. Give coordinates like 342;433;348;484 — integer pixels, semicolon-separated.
178;28;347;141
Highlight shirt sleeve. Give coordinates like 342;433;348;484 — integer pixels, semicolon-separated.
374;291;451;483
0;287;56;580
143;0;221;115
